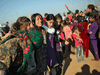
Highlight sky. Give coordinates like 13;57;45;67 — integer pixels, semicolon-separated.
0;0;99;24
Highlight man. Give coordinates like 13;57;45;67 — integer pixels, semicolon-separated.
6;22;9;28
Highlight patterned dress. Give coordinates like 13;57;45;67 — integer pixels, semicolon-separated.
46;32;59;67
0;30;43;74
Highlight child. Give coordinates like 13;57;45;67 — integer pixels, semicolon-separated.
63;12;66;20
60;23;65;55
71;16;78;26
77;17;91;58
63;20;73;58
67;12;73;21
43;13;48;25
45;14;60;75
72;25;86;63
1;27;10;40
87;12;99;60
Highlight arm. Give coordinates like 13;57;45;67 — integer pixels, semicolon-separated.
94;5;98;8
28;13;33;19
87;23;93;33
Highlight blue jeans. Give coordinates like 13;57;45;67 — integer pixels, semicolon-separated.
76;45;84;62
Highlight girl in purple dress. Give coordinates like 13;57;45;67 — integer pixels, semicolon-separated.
87;12;99;60
45;14;60;75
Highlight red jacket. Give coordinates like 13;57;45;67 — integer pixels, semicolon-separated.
78;22;89;39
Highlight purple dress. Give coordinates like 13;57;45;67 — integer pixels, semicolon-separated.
87;21;99;59
71;22;78;26
46;32;59;67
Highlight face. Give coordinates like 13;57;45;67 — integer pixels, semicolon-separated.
80;12;83;16
46;20;54;28
75;28;79;33
6;23;9;25
99;12;100;16
26;22;31;31
35;15;42;27
3;31;6;34
87;8;92;12
56;19;61;23
89;17;95;22
20;25;26;31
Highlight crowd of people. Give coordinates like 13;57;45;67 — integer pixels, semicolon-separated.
0;3;100;75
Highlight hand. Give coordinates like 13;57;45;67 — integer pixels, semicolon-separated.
89;31;92;34
88;23;91;26
80;39;83;43
87;4;89;6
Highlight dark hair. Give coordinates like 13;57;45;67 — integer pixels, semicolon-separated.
55;14;62;21
88;4;95;11
12;16;30;31
67;12;70;14
89;12;97;20
61;20;67;25
66;17;69;21
44;13;48;17
45;14;55;27
75;9;79;14
72;25;79;33
46;14;55;21
2;27;9;33
80;11;83;13
31;13;43;26
78;16;84;32
63;13;66;16
6;22;9;23
72;16;76;19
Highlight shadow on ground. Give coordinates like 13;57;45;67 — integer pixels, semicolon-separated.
75;64;100;75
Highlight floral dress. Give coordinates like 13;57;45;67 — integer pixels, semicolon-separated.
0;30;43;74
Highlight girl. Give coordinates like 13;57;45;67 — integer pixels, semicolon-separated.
77;16;90;58
54;14;63;75
45;14;63;75
54;13;62;30
63;20;73;58
0;16;43;75
60;23;65;54
72;26;86;63
31;13;48;75
71;16;78;26
87;12;99;60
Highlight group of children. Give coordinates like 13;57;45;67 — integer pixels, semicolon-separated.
0;3;100;75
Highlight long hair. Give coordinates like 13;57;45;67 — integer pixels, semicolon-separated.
12;16;30;32
78;16;84;32
45;14;55;27
31;13;43;26
53;14;62;29
72;25;79;33
90;12;100;26
88;4;95;11
55;14;62;21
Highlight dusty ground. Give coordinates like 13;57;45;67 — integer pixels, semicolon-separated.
62;47;100;75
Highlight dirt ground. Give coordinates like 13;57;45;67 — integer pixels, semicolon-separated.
62;47;100;75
